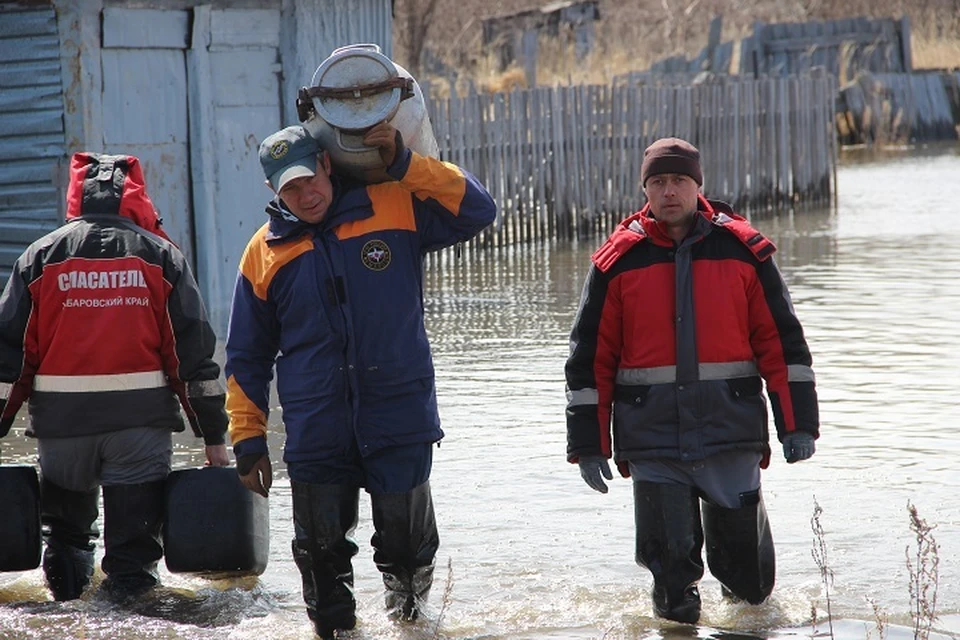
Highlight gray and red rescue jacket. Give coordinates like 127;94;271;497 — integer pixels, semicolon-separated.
565;196;819;473
0;153;226;443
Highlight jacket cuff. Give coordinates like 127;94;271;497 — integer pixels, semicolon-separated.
386;146;413;181
201;431;226;446
0;415;13;438
189;395;229;445
233;435;268;458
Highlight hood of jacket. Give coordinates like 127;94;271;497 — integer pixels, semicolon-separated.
64;152;172;243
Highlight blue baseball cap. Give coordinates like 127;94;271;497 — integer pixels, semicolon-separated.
258;126;320;192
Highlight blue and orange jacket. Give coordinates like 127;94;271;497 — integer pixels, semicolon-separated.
226;148;496;462
565;196;819;473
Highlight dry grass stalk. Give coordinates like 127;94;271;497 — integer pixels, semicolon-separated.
432;557;455;640
810;497;836;640
810;500;944;640
906;502;940;640
867;596;888;640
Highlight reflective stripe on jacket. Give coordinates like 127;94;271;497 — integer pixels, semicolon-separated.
566;197;818;471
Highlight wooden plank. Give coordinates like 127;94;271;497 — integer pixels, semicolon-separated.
102;8;189;49
900;16;913;72
531;88;544;242
567;86;581;237
730;82;740;202
209;9;280;48
780;77;791;206
492;93;506;245
762;30;891;54
512;90;525;244
548;88;565;239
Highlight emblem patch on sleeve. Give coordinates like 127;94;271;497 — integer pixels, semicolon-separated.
361;239;391;271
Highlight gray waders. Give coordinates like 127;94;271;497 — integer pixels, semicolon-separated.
99;480;166;600
702;488;775;605
290;481;360;640
40;478;98;601
633;481;704;623
634;482;777;623
370;480;439;621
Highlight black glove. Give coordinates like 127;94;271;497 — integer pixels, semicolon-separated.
782;432;816;463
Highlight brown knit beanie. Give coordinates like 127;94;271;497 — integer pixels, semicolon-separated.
641;137;703;186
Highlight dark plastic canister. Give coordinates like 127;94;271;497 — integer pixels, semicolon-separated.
0;465;41;572
163;466;269;575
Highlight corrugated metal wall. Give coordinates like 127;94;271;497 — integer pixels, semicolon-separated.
0;6;67;283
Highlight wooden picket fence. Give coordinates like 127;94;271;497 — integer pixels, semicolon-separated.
427;71;838;249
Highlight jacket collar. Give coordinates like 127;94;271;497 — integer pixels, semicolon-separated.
592;195;728;272
264;174;373;244
631;194;718;246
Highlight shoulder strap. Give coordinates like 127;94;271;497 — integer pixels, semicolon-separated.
709;211;776;261
591;209;648;273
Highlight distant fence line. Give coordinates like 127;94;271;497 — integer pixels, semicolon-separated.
622;16;912;79
427;72;838;250
837;70;960;145
739;16;912;78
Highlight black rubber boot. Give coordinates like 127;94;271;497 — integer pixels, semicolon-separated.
702;489;776;605
99;481;165;601
40;478;99;601
290;481;360;639
633;481;704;624
370;480;439;621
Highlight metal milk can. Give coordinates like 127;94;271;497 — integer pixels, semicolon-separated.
298;44;439;184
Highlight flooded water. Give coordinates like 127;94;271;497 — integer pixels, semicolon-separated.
1;146;959;640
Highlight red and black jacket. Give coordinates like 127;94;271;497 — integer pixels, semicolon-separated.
0;153;226;443
565;196;819;472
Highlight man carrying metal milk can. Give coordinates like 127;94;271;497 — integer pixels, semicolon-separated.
0;152;230;602
565;138;820;624
225;120;495;638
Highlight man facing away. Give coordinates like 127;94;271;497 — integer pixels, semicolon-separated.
565;137;820;623
0;152;229;602
226;122;495;638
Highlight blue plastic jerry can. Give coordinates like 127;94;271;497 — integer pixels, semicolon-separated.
163;466;269;576
0;465;41;572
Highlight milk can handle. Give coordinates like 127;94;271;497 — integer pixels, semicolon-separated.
302;78;414;102
297;77;416;123
331;43;382;56
336;129;375;153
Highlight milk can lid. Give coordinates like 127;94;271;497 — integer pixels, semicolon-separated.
310;45;401;131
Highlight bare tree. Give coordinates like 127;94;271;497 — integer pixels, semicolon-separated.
396;0;442;76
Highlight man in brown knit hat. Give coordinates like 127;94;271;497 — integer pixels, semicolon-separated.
565;136;820;623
